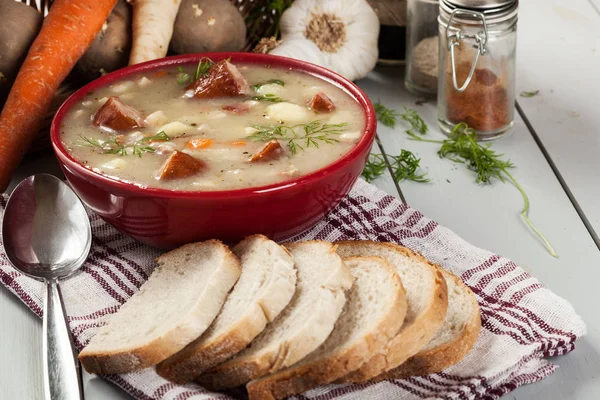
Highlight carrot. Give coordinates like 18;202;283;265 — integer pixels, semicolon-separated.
153;70;168;77
228;141;246;147
0;0;118;191
186;138;214;149
129;0;183;65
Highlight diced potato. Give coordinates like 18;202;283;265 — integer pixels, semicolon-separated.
101;158;127;170
339;131;362;142
157;121;193;135
257;84;282;96
81;100;93;107
144;110;169;127
97;97;109;105
266;102;311;123
137;76;152;87
111;81;136;94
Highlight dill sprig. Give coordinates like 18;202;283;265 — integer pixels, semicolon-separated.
374;103;428;138
374;102;401;128
247;121;347;154
520;90;540;98
252;79;285;91
176;57;218;85
362;150;429;183
410;122;557;257
76;131;171;158
251;93;286;103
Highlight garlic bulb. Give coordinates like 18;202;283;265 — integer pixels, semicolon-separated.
269;0;380;81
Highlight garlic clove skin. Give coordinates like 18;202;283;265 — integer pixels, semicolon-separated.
272;0;380;82
269;38;326;66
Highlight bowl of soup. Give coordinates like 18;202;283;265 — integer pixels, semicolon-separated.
51;53;376;248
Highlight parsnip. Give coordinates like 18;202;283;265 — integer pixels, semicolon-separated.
129;0;182;65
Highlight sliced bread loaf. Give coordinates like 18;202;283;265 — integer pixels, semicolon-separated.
79;240;241;375
335;241;448;383
156;235;297;383
246;256;408;400
197;241;354;391
380;267;480;380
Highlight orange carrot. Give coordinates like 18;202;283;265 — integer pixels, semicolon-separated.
228;140;246;147
0;0;118;190
186;138;214;149
153;70;168;77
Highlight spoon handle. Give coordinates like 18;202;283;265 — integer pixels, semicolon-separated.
43;279;84;400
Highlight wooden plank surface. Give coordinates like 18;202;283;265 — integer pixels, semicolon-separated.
515;0;600;240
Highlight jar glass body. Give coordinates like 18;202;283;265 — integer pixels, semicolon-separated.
437;13;517;140
405;0;440;96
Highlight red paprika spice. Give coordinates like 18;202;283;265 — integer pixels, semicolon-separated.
445;61;510;132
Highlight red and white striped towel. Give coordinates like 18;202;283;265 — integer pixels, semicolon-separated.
0;179;585;400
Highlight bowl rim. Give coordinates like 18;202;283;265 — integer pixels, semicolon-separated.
51;52;376;199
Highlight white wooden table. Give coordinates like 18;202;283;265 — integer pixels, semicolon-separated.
1;1;599;399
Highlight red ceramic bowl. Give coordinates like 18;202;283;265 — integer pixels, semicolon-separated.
51;53;376;249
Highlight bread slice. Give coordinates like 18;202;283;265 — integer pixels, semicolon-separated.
156;235;297;383
335;241;448;383
197;241;354;391
246;256;408;400
79;240;241;375
380;267;481;380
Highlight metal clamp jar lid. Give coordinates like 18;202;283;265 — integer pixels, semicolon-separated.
437;0;519;140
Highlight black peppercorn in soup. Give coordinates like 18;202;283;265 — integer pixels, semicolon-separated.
60;59;366;191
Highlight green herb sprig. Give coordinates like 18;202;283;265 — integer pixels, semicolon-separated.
520;90;540;98
76;131;171;157
247;121;347;154
362;150;429;183
252;79;285;91
176;57;226;85
374;103;428;137
251;93;286;103
409;122;557;257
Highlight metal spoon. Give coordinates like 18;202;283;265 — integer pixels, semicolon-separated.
2;174;90;400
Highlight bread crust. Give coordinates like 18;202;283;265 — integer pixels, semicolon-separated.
334;241;449;383
380;269;481;380
246;256;408;400
79;240;241;375
196;241;353;391
156;235;296;383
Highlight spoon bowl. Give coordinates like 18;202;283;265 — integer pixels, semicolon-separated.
3;174;91;280
2;173;90;400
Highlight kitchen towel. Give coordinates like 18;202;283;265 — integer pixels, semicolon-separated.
0;179;586;400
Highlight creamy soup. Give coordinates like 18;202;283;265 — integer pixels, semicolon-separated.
60;60;366;191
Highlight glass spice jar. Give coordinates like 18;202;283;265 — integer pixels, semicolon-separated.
437;0;518;140
405;0;440;96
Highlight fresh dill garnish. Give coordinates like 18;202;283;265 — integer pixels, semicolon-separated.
247;121;347;154
520;90;540;98
401;107;428;137
361;150;429;183
374;103;428;137
361;154;387;183
76;131;171;157
195;57;215;80
410;122;557;257
176;67;191;85
374;102;401;128
252;79;285;91
251;93;286;103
